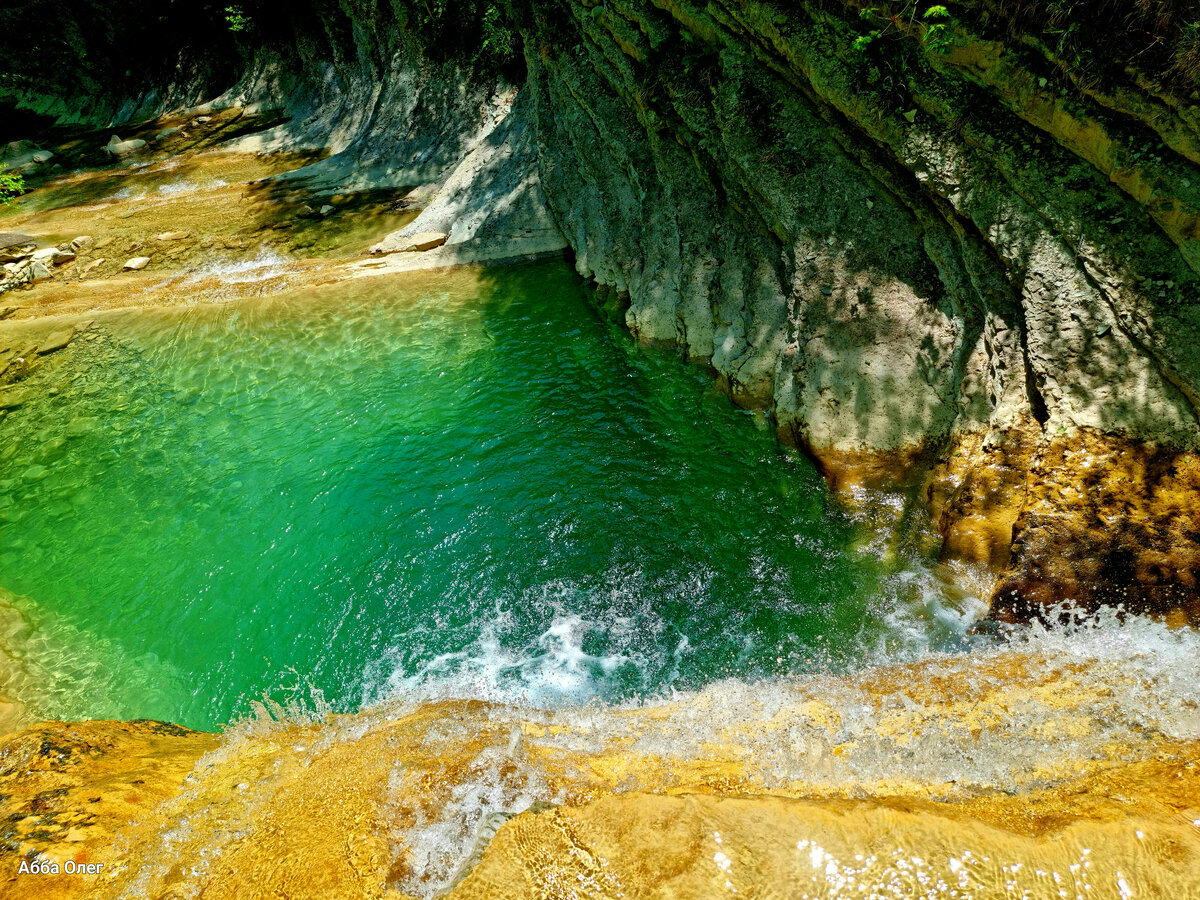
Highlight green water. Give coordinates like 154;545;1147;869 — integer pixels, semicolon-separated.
0;261;970;730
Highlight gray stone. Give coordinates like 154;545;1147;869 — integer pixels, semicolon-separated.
27;261;53;284
105;136;147;156
33;247;75;266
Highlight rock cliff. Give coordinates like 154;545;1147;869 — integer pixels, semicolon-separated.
513;0;1200;618
4;1;1199;618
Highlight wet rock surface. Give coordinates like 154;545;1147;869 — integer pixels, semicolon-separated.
0;647;1198;899
515;0;1200;618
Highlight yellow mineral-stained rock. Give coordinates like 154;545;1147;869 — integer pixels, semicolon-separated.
0;650;1197;899
0;720;217;900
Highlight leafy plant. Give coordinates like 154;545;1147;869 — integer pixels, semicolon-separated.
0;165;24;206
852;32;879;53
480;4;515;61
922;5;955;54
224;5;249;33
402;1;521;75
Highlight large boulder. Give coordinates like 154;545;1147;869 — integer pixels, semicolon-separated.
26;261;53;284
32;247;74;266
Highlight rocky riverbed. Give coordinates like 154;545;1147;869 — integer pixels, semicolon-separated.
0;3;1198;895
2;642;1199;899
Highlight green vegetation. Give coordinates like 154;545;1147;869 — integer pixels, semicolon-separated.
978;0;1200;87
851;3;958;57
0;165;24;206
922;5;954;53
224;5;250;33
401;1;522;75
846;0;1199;92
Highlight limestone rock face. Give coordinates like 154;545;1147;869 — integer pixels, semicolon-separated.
515;0;1200;616
3;0;1198;615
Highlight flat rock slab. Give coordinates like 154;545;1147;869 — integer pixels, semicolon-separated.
155;231;192;242
0;233;36;251
371;231;450;254
123;257;151;270
39;328;75;354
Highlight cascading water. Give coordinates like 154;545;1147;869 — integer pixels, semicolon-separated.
1;258;1197;899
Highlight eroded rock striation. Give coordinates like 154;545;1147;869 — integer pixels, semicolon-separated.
513;0;1200;618
3;1;1199;617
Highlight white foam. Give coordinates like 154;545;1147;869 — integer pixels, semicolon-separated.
157;178;228;196
183;248;297;285
345;602;1200;897
365;612;652;709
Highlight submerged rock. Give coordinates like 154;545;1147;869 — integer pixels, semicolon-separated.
122;256;151;271
0;387;27;409
105;135;147;157
39;328;75;354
